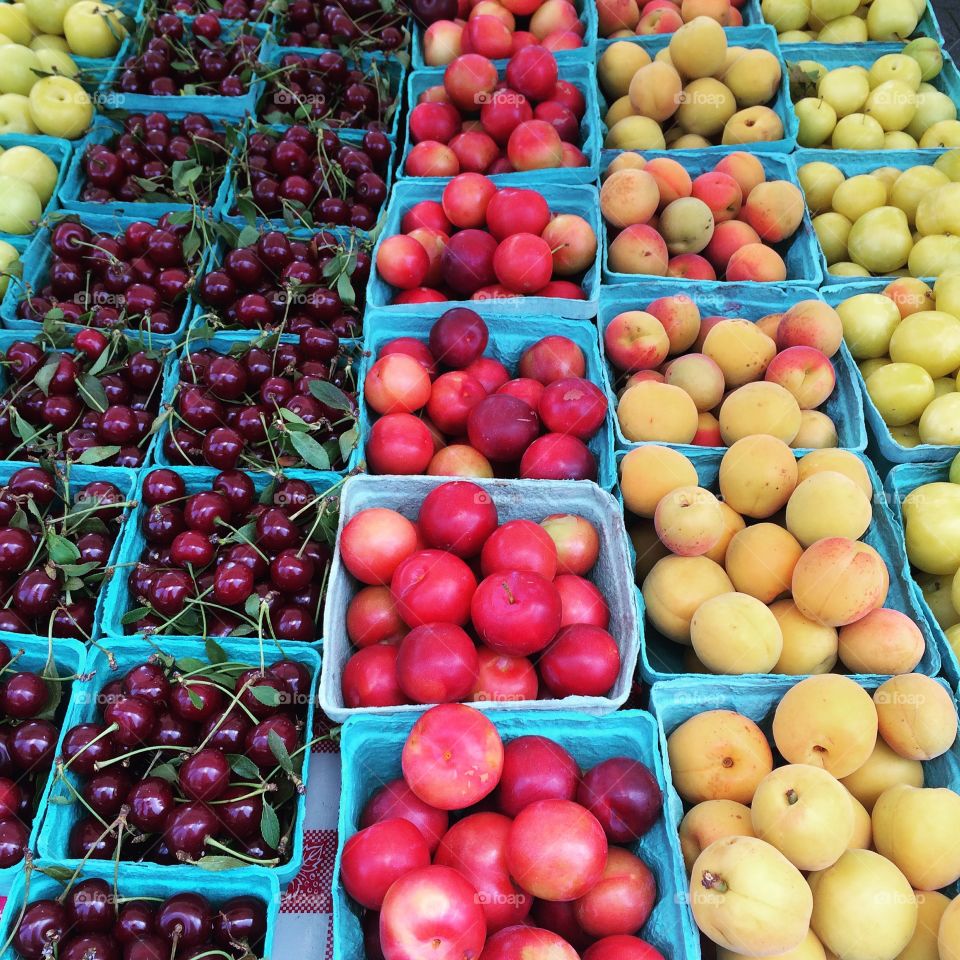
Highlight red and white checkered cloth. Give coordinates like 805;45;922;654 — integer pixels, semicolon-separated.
275;712;341;960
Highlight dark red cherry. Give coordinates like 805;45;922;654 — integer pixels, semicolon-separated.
65;879;114;933
0;817;28;867
123;663;170;706
212;471;255;513
163;804;219;860
170;682;224;723
0;672;48;719
69;816;116;860
60;933;118;960
216;785;264;842
0;777;22;819
178;748;230;802
246;714;298;768
127;777;175;833
142;469;185;506
104;696;157;747
116;902;155;944
14;899;66;959
82;769;133;819
213;896;267;948
10;719;57;770
62;723;116;776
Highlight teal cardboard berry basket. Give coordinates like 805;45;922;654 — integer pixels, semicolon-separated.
37;635;321;890
598;281;867;454
624;447;941;684
334;708;698;960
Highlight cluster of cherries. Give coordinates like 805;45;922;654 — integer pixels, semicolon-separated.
197;229;368;337
375;175;596;304
0;332;166;468
275;0;407;51
17;218;200;336
162;330;358;472
77;112;231;208
407;48;588;178
363;309;608;480
345;703;664;959
115;14;262;98
260;52;397;133
58;649;312;866
13;879;268;960
340;480;621;708
0;638;73;869
0;466;128;640
161;0;270;18
232;125;390;232
127;467;336;639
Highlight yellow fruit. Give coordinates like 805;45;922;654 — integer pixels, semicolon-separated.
770;599;839;675
643;555;733;644
839;738;924;812
620;444;698;517
874;674;958;761
785;471;871;546
690;592;784;675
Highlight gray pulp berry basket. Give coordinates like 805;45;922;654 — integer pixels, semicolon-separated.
319;474;641;721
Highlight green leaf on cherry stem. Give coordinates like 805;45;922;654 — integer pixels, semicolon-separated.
38;865;74;882
237;225;260;248
36;646;62;722
287;431;331;471
78;375;109;413
279;409;311;433
60;561;102;578
228;754;261;779
76;446;121;465
64;577;85;592
34;358;59;397
250;685;282;707
8;509;28;531
260;801;280;849
336;272;355;307
187;687;204;711
339;426;359;463
151;763;179;783
205;638;227;665
244;594;262;618
307;380;354;413
176;658;207;674
269;729;294;775
121;606;151;625
9;407;36;444
88;343;114;378
47;532;81;566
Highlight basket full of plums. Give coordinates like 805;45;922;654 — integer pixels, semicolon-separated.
258;51;403;138
39;637;321;883
109;14;264;111
0;328;169;468
62;113;236;215
0;463;136;641
103;466;341;641
273;0;409;53
195;227;369;337
1;865;278;960
4;215;208;339
158;331;359;473
0;634;84;876
368;176;601;318
336;703;692;959
226;124;392;233
320;475;640;721
403;49;598;183
358;309;614;485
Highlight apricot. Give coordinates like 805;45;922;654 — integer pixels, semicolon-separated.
676;78;737;137
659;198;715;255
704;502;746;566
604;151;646;176
792;410;838;449
620;444;698;517
618;381;699;443
785;472;871;547
667;710;773;804
703;320;777;388
751;764;854;871
644;157;692;204
608;223;669;275
655;485;725;558
664;353;725;412
874;674;958;761
724;523;803;604
838;609;925;676
600;169;660;227
847;790;873;850
799;161;844;215
839;739;924;813
604;309;670;372
714;152;766;200
764;346;836;409
770;599;839;675
809;850;917;960
628;61;683;121
694;411;723;445
679;800;755;873
642;555;733;643
725;243;787;282
605;115;667;150
742;181;805;244
903;482;960;575
690;836;812;956
719;382;803;445
776;301;844;358
873;784;960;891
691;592;784;674
669;15;727;79
940;897;960;960
630;299;690;358
898;891;950;960
605;94;636;128
716;930;827;960
723;49;782;107
723;105;785;145
773;675;879;778
791;538;889;628
718;435;798;518
598;41;651;98
796;449;871;499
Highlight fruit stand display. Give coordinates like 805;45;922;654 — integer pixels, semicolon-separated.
0;0;958;956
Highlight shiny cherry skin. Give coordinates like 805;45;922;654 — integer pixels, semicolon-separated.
82;769;133;819
214;896;267;947
163;802;219;859
246;714;298;768
13;899;66;959
1;672;49;718
127;777;176;833
61;723;116;776
178;749;231;802
104;696;157;747
0;817;29;867
65;878;114;933
170;682;225;724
